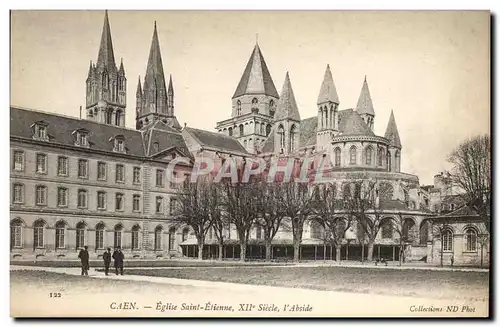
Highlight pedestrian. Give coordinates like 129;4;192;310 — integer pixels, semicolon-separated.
78;245;90;276
103;247;111;276
112;246;124;275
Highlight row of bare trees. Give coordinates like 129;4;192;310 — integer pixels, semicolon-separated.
173;171;405;263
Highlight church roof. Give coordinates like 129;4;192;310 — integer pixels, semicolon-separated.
384;110;402;148
96;10;117;71
299;116;318;148
274;72;301;122
143;22;166;91
232;44;279;99
356;77;375;116
184;127;248;155
261;128;276;153
317;64;339;104
338;109;375;136
143;120;189;157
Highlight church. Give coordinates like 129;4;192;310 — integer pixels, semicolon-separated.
10;11;489;266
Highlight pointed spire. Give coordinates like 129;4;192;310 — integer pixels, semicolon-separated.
232;43;279;99
168;74;174;95
384;110;401;148
274;72;301;121
356;76;375;116
317;64;339;105
96;10;116;70
119;58;125;74
136;76;142;96
144;21;166;91
88;60;93;76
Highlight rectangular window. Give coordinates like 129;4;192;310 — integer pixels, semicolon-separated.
154;230;162;250
115;193;124;211
170;172;178;189
169;198;177;215
117;140;124;152
156;197;163;213
97;191;106;210
57;187;68;207
11;225;22;248
115;164;125;183
34;226;44;248
95;230;104;249
13;184;24;204
133;167;141;184
114;231;122;248
57;156;68;176
76;228;85;248
78;189;87;208
35;185;47;205
132;230;139;250
36;153;47;174
55;228;65;249
97;162;107;180
78;159;88;178
79;132;88;146
37;125;47;139
169;230;175;250
13;151;24;171
133;195;140;212
156;169;164;187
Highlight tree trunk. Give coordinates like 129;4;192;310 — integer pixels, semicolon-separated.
361;243;365;263
323;244;326;262
367;240;375;262
480;243;484;267
218;242;223;261
293;239;301;262
399;244;403;266
265;239;272;261
197;239;204;260
335;245;341;262
239;241;246;262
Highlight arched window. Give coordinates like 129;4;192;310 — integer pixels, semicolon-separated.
395;150;401;172
131;225;140;250
381;219;393;239
324;109;328;128
255;226;262;239
228;127;233;137
266;124;272;136
76;222;86;249
168;227;176;250
378;147;385;166
55;221;66;249
419;220;429;245
182;228;189;242
261;123;265;135
465;228;477;252
10;219;23;249
115;110;122;126
387;151;392;172
252;98;258;105
106;109;113;125
442;229;453;252
269;99;274;111
349;146;357;165
334;147;341;167
114;224;123;248
153;142;159;153
255;122;260;134
33;220;45;249
290;125;296;153
95;223;105;250
278;125;285;152
154;226;163;250
310;221;323;239
239;124;244;136
236;100;242;116
243;139;247;149
402;219;416;242
365;146;373;165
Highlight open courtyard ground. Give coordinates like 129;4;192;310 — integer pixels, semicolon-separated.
121;266;489;302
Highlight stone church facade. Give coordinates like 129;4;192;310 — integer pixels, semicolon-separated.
10;11;488;266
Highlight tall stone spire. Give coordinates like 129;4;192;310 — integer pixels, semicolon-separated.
96;10;116;71
274;72;300;122
232;43;279;99
167;74;174;115
144;21;166;92
384;110;402;148
356;76;375;116
136;76;142;97
317;64;339;105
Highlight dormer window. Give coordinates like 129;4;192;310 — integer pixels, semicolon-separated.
31;121;49;141
73;129;90;147
110;135;126;153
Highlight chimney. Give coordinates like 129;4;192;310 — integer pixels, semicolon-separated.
79;106;82;119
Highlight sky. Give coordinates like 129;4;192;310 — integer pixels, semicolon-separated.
10;10;490;185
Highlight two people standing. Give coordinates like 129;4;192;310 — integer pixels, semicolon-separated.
78;245;125;276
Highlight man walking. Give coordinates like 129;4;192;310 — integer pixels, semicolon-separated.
78;245;90;276
103;248;111;276
112;246;124;275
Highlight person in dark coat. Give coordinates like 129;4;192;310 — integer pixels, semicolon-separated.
112;246;124;275
103;248;112;276
78;245;90;276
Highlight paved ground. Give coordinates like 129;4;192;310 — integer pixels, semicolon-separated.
10;264;489;318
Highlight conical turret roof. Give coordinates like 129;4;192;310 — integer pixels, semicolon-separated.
274;72;301;121
356;76;375;116
143;22;166;91
96;10;117;71
384;110;402;148
317;64;339;104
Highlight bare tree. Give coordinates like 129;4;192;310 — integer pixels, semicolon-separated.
206;182;227;261
174;179;213;260
448;134;491;232
391;212;415;266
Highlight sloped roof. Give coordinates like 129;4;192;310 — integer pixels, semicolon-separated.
379;200;409;211
299;116;318;148
261;129;276;153
440;205;479;218
232;44;279;99
10;107;145;156
144;120;189;157
317;64;339;104
356;77;375;116
184;127;248;154
274;72;301;122
96;11;117;71
338;109;375;136
384;110;402;148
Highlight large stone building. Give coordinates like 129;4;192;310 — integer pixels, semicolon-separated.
10;11;489;265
